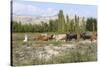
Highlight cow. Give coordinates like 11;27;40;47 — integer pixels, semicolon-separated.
53;34;66;42
33;34;54;41
91;32;97;41
80;32;92;40
66;33;77;41
80;32;97;41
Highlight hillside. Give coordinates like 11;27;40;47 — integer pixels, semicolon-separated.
13;15;58;24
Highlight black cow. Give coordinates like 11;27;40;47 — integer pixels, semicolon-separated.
80;32;92;40
66;33;77;41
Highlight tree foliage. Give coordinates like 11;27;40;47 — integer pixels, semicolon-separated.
12;10;97;33
86;18;97;31
58;10;66;33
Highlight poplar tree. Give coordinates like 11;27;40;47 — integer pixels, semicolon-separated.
58;10;65;33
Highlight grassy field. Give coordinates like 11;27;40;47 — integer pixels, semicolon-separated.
12;33;97;66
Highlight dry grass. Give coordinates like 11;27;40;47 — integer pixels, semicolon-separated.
12;33;97;66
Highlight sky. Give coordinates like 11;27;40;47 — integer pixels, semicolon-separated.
12;0;97;18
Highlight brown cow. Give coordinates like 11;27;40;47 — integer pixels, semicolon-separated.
33;34;54;41
91;32;97;41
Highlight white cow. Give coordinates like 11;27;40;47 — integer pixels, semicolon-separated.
54;34;66;42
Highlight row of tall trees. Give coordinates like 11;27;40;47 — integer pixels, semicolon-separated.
12;10;97;33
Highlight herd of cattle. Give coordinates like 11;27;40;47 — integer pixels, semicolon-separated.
32;32;97;42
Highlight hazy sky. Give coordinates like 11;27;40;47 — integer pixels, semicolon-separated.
12;0;97;18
